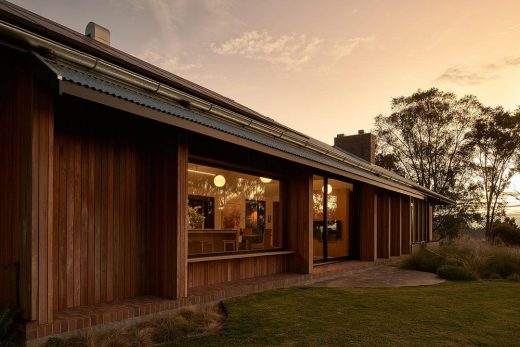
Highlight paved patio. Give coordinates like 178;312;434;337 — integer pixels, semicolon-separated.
311;265;445;287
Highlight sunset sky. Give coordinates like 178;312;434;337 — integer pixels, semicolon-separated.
10;0;520;218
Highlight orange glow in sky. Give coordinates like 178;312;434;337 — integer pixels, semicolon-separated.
10;0;520;218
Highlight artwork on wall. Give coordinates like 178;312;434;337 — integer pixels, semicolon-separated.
246;200;266;235
222;202;241;229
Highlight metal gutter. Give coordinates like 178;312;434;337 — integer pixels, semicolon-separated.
0;19;453;204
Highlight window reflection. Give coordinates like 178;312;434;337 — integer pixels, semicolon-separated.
188;163;283;256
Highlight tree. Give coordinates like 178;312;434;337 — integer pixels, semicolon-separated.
468;107;520;240
374;88;482;237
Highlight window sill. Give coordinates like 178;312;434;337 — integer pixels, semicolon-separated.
188;250;296;263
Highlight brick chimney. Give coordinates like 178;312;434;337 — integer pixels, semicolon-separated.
334;130;376;164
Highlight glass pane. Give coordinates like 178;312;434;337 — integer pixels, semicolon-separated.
327;179;353;259
187;163;282;256
312;175;325;262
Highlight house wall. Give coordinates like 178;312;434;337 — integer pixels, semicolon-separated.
359;184;377;260
51;97;187;310
390;194;402;256
401;196;412;254
0;51;55;324
377;191;391;259
358;184;413;261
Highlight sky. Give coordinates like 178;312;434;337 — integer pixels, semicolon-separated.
10;0;520;220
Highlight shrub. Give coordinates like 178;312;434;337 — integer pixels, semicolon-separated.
507;273;520;282
494;221;520;246
436;265;477;281
45;338;64;347
401;248;443;273
480;248;520;279
402;237;520;280
0;303;20;347
152;305;224;343
44;304;224;347
487;273;502;280
438;240;489;275
152;316;191;343
436;237;520;279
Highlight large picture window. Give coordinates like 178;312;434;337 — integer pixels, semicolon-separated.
187;163;284;256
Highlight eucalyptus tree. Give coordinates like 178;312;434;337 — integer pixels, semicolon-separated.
374;88;482;237
468;107;520;240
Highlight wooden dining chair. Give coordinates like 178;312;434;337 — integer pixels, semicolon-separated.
250;229;272;249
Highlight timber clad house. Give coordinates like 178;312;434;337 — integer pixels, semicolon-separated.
0;1;451;344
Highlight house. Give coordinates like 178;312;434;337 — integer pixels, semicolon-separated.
0;1;451;343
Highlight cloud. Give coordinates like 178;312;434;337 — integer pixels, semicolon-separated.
145;0;242;39
494;23;520;37
136;50;202;73
211;31;375;71
332;36;375;59
108;0;147;11
437;56;520;85
436;67;491;85
211;31;322;69
504;57;520;66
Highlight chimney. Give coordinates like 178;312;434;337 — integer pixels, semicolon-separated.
85;22;110;45
334;130;376;164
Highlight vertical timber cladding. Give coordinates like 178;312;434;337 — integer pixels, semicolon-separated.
390;194;402;257
401;196;411;254
52;96;187;312
287;171;313;274
428;203;434;242
359;183;377;261
0;53;54;323
376;190;391;259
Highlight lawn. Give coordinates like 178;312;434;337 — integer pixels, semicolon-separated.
164;281;520;347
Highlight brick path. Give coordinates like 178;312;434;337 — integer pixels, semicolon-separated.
311;265;445;288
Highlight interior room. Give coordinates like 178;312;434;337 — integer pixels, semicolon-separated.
187;163;284;256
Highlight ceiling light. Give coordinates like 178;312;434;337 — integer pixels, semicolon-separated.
260;177;272;183
214;175;226;187
322;184;332;194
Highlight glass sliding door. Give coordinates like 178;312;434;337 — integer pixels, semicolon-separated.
327;179;353;259
313;175;353;263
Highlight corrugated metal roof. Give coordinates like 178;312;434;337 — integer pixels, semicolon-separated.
0;0;305;137
42;58;428;196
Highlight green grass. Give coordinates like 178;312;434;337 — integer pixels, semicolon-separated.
163;282;520;347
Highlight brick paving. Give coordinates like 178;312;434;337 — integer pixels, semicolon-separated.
311;265;445;288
